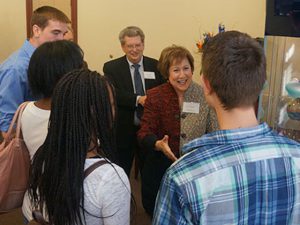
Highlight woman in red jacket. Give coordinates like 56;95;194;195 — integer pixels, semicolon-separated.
137;45;218;216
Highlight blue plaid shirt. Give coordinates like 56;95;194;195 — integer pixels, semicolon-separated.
153;123;300;225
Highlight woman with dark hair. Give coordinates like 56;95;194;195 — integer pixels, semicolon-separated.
27;69;131;225
21;40;84;160
137;45;218;216
21;40;85;222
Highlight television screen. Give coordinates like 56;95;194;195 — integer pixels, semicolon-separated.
265;0;300;37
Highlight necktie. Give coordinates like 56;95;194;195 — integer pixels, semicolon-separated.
133;64;145;96
133;64;145;122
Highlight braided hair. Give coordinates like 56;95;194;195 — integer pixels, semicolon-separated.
29;69;117;225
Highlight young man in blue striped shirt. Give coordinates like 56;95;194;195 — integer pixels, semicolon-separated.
153;31;300;225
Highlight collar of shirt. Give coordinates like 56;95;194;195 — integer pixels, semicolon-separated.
126;56;144;69
24;39;36;59
181;122;272;155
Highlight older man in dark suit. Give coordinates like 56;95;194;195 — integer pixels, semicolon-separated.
103;26;165;176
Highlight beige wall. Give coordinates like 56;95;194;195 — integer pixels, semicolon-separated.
1;0;266;83
0;0;26;63
78;0;266;82
32;0;71;18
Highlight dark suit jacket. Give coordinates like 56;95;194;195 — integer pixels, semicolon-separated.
103;55;165;146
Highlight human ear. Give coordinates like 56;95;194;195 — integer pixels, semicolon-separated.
201;75;212;95
121;44;126;53
32;25;41;38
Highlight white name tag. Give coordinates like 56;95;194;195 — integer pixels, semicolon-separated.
144;71;156;79
182;102;200;114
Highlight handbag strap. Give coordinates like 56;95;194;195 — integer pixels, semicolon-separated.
84;159;108;179
32;159;108;224
5;101;29;140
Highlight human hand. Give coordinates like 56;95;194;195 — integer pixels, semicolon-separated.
155;135;178;162
138;96;147;106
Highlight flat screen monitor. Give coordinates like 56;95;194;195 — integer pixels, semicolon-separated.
265;0;300;37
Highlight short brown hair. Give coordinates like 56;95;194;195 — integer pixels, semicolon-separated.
202;31;266;110
119;26;145;45
158;45;194;79
30;6;71;37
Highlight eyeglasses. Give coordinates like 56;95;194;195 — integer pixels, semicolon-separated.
125;43;143;50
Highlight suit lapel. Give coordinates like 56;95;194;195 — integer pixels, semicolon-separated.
143;57;152;90
121;56;158;92
143;57;157;90
121;56;134;91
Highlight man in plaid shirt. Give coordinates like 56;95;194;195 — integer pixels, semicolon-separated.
153;31;300;225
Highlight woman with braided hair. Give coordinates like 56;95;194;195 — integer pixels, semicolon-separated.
22;40;85;223
26;69;131;225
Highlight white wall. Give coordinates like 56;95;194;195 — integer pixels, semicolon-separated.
1;0;266;83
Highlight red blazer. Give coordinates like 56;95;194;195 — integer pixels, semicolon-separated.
138;82;181;156
137;82;218;215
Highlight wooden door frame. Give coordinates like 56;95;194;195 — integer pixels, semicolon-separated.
26;0;78;43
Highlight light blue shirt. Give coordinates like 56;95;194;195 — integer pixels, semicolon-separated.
0;40;36;132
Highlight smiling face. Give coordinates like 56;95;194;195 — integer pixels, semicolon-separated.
121;36;144;64
33;19;68;47
168;57;193;96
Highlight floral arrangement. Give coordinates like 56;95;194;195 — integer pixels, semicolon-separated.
196;23;225;52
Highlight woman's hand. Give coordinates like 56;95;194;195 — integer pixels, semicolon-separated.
155;135;178;162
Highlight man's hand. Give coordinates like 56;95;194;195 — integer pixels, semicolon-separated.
155;135;178;162
138;95;147;106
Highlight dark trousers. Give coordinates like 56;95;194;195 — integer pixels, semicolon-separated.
141;150;172;216
117;142;135;177
117;125;145;177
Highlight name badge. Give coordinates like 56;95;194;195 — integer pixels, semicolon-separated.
182;102;200;114
144;71;156;79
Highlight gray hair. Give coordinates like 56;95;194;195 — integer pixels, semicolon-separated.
119;26;145;45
